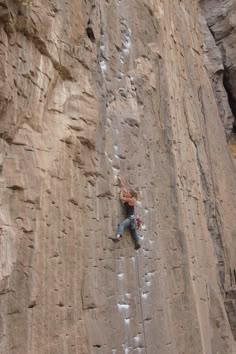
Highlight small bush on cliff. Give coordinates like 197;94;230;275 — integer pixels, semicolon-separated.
17;0;33;6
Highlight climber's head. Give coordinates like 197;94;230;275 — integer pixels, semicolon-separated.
129;189;138;200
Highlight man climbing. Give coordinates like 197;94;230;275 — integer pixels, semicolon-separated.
111;177;141;250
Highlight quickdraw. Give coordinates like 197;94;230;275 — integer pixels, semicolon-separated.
136;216;142;230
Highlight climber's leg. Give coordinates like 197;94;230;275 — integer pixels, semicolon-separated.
129;227;139;242
129;216;141;250
111;218;131;242
116;218;131;236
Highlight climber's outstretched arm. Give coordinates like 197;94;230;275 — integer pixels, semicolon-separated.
118;178;135;205
118;176;128;193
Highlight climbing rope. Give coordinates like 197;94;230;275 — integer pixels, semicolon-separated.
135;254;148;354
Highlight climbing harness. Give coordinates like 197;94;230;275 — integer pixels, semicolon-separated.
136;216;142;230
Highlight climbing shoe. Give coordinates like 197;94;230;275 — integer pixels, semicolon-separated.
134;241;141;250
110;236;120;242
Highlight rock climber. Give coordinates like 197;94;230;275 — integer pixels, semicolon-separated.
111;177;141;250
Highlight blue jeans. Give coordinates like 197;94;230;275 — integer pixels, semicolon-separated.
117;216;139;242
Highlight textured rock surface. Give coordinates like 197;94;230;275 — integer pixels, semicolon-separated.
0;1;236;353
201;1;236;336
201;0;236;145
200;0;235;139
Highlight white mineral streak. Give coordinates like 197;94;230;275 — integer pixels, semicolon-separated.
100;31;108;74
117;273;124;280
124;347;129;354
134;335;141;343
117;303;130;311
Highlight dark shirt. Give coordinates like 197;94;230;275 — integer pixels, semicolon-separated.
124;202;135;217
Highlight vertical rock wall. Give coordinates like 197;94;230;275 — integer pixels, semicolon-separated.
200;0;236;340
201;0;236;147
0;0;236;353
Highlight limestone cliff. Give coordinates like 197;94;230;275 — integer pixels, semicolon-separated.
0;1;236;353
201;0;236;151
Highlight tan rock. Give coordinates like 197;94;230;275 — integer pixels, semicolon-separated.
0;1;235;354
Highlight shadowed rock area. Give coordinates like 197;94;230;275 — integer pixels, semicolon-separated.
201;0;236;150
0;0;236;353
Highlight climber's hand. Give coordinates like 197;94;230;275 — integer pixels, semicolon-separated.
118;176;128;193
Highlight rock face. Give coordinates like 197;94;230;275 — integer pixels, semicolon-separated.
201;0;236;338
0;1;236;353
201;0;236;147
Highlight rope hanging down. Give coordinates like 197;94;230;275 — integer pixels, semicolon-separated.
136;255;148;354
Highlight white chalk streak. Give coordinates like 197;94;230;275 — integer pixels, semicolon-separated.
117;273;124;280
100;60;107;73
118;303;130;310
134;335;141;343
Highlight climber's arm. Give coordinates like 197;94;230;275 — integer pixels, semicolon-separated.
120;196;135;205
118;177;128;193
